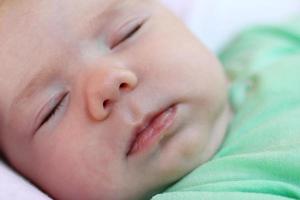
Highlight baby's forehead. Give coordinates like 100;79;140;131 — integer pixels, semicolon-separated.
0;0;147;95
0;0;141;13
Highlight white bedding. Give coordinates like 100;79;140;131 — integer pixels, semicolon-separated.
0;161;51;200
163;0;300;52
1;1;299;199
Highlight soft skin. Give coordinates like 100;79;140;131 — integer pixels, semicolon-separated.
0;0;231;199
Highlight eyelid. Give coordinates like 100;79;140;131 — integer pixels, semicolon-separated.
109;16;146;48
35;92;68;132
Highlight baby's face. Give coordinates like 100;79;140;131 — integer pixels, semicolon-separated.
0;0;229;199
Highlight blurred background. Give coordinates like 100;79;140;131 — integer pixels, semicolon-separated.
162;0;300;52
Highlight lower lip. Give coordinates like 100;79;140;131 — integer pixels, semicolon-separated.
127;105;177;156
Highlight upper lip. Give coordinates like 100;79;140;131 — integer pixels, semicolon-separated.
126;104;175;155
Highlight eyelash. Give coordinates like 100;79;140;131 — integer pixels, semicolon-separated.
111;22;143;49
40;93;68;128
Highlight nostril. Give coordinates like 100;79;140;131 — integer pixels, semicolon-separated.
119;83;130;91
103;99;112;109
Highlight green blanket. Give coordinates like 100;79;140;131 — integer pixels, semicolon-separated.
152;17;300;200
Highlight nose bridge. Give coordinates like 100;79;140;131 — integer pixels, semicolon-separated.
85;61;138;121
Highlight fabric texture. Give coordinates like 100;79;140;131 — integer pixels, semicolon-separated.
152;17;300;200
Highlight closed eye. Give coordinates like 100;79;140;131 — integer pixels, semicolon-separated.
39;92;68;129
111;21;144;49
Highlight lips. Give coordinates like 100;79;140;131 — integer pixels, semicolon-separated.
127;104;177;156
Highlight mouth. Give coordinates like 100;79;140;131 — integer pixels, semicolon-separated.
126;104;177;156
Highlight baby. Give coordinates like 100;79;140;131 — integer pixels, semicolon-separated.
1;0;300;200
0;0;231;199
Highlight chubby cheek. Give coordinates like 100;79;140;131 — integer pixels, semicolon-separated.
31;128;123;200
35;145;119;200
130;12;226;103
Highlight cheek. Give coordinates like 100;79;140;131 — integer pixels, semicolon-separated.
30;124;122;200
54;126;118;178
34;141;119;199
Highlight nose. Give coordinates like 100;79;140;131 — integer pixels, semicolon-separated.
85;65;138;121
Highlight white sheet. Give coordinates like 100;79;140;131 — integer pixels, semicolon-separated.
163;0;300;52
0;161;51;200
1;1;299;199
